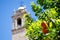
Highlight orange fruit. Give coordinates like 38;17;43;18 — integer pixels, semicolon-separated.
42;29;48;34
41;21;47;29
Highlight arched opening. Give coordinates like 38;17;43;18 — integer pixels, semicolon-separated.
17;18;22;26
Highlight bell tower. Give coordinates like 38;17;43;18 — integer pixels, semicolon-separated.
12;6;26;31
12;6;27;40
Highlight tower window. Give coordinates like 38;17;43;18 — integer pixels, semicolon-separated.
17;18;22;25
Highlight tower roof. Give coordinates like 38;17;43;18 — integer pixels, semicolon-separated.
18;6;26;10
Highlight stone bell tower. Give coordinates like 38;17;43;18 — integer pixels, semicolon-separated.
12;6;27;40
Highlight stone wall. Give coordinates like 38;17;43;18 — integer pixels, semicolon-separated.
12;28;27;40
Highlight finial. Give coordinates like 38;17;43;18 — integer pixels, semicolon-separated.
20;0;24;6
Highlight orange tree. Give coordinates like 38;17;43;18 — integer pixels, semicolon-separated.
23;0;60;40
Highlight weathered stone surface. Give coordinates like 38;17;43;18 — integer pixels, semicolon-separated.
12;28;27;40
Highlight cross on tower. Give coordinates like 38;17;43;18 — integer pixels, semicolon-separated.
20;0;24;6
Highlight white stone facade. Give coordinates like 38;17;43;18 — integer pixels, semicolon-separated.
12;6;27;40
12;28;27;40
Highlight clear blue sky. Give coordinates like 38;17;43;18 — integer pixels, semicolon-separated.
0;0;37;40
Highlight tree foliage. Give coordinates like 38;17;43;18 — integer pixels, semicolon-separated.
23;0;60;40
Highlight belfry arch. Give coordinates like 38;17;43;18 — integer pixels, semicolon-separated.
17;18;22;26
